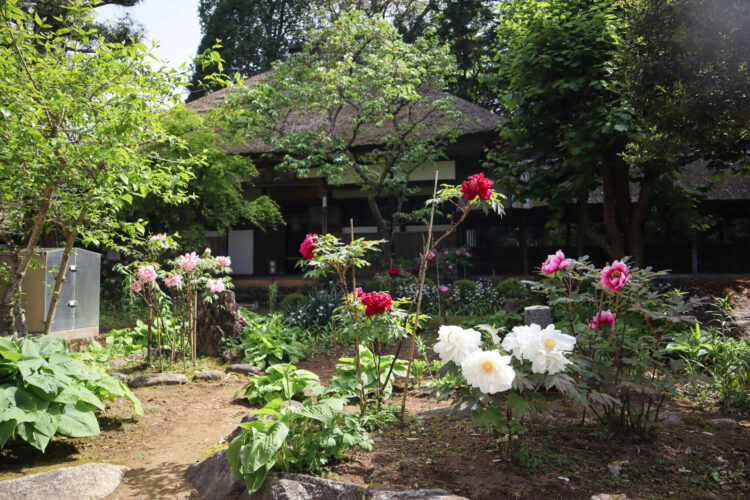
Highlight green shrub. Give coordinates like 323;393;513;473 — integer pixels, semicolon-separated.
238;313;310;370
0;335;143;451
235;364;323;406
280;293;308;312
363;277;389;293
496;278;525;298
329;346;408;400
451;279;477;294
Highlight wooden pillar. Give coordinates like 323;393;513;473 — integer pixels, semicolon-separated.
520;211;529;275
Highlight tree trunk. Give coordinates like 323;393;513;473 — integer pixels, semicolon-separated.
195;290;247;357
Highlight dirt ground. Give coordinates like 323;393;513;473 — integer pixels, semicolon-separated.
1;276;749;499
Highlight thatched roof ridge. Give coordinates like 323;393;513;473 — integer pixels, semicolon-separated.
185;71;501;154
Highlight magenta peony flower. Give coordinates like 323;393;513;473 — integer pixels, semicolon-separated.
465;251;470;257
347;287;364;304
388;267;400;277
439;286;449;293
601;260;630;292
165;274;183;288
448;265;453;270
132;280;142;292
541;250;571;275
137;265;157;283
455;249;462;256
177;252;200;271
427;250;435;260
361;291;392;317
216;256;231;267
590;310;616;330
411;262;420;275
149;233;167;244
299;233;318;260
206;278;225;294
444;251;449;255
461;172;494;201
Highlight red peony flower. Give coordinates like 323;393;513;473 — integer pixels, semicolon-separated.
410;262;420;275
589;309;616;330
361;291;392;317
461;172;494;201
388;267;400;277
299;233;318;260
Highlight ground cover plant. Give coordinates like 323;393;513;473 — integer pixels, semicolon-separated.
0;335;142;452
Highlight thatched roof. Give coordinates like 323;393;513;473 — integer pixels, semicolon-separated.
186;71;501;155
587;161;750;203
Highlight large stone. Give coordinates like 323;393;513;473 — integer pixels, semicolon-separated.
185;449;249;500
223;347;244;364
226;364;261;376
711;418;739;429
367;487;468;499
197;290;248;357
0;462;129;500
127;372;189;388
524;305;551;328
108;371;127;382
195;370;228;381
254;473;365;500
417;405;474;420
658;411;683;427
107;358;127;368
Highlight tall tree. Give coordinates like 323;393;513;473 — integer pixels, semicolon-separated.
187;0;312;102
218;9;462;247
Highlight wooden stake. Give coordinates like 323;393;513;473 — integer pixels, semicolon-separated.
350;218;366;413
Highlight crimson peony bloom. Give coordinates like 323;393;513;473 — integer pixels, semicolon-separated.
388;267;400;277
541;250;571;275
361;291;392;317
589;310;616;330
461;172;494;201
299;233;318;260
410;262;420;275
601;261;630;292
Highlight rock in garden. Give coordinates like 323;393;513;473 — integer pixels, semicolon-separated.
127;373;189;388
0;462;129;500
196;290;248;357
108;371;127;382
125;351;146;361
222;347;243;364
225;364;260;376
367;487;468;499
591;495;625;500
107;358;127;368
194;370;228;381
255;473;366;500
185;449;249;500
711;418;738;429
417;406;474;420
658;411;683;427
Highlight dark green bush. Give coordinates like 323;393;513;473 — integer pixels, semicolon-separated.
451;279;477;295
363;277;390;293
496;278;525;298
280;293;308;312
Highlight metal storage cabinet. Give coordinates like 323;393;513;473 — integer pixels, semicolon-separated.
1;248;100;339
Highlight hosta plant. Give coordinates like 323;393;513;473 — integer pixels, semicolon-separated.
0;335;143;451
234;364;324;406
328;346;409;401
226;396;373;494
237;313;310;370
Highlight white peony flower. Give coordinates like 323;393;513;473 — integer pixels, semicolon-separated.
461;349;516;394
501;324;541;361
433;325;481;365
524;324;577;375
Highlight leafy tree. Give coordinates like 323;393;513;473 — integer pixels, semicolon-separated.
218;9;462;247
123;105;284;246
187;0;313;101
0;0;220;335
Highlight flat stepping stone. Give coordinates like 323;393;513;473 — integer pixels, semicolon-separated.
127;373;189;388
417;406;474;420
108;371;127;382
194;370;228;381
659;411;683;427
125;351;146;360
225;364;260;375
107;358;127;368
711;418;739;429
368;486;468;499
0;462;129;500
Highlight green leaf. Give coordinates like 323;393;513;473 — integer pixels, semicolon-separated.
56;403;100;438
0;419;15;448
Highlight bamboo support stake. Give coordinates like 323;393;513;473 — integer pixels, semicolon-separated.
401;170;439;421
350;218;367;414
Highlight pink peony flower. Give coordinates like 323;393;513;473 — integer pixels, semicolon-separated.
204;247;211;255
590;309;616;330
216;256;231;267
541;250;571;275
177;252;200;272
448;265;453;270
456;249;462;256
206;278;225;294
388;267;400;277
149;233;167;244
444;251;449;255
465;252;470;257
347;287;364;304
165;274;183;288
361;291;392;317
299;233;318;260
132;280;142;292
461;172;494;201
427;250;435;260
601;260;630;292
137;265;157;283
439;286;449;293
